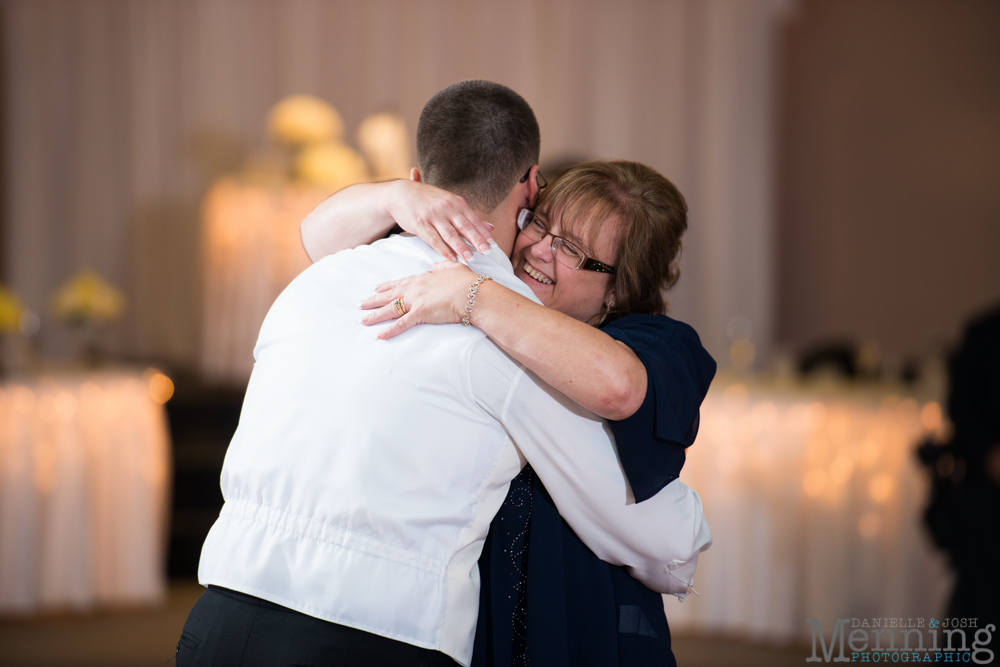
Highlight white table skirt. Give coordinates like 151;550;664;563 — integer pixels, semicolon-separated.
665;378;952;642
0;369;171;614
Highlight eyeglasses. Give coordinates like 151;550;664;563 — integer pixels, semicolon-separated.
516;208;616;275
519;166;548;191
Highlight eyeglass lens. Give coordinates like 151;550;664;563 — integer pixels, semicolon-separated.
521;213;586;270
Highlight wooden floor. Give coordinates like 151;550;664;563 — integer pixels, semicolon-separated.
0;582;811;667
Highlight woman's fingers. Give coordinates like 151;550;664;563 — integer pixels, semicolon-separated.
417;223;459;262
373;278;403;293
360;302;401;326
429;218;473;261
430;193;493;256
412;196;494;262
360;290;396;311
376;312;420;340
419;214;493;263
389;181;495;260
434;216;489;259
362;262;472;335
360;302;420;339
455;213;495;255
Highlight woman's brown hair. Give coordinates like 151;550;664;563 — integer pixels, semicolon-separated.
535;160;688;323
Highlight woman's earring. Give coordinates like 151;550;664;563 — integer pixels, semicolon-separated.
598;304;610;327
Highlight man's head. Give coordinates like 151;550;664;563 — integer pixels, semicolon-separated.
415;81;541;252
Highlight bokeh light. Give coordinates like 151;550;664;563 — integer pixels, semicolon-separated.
921;401;943;432
147;371;174;405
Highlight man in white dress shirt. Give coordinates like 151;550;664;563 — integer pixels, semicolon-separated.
182;81;710;667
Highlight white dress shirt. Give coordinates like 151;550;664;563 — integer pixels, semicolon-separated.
198;234;710;666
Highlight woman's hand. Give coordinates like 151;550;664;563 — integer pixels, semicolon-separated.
360;261;477;339
385;180;495;262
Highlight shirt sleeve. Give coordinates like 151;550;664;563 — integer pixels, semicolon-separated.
493;363;713;596
604;315;717;503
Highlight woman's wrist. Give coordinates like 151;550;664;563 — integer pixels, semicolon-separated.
465;279;502;328
382;180;409;227
461;276;494;325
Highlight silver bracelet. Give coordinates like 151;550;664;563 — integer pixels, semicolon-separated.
462;275;492;326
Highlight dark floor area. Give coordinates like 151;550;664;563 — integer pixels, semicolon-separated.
0;581;813;667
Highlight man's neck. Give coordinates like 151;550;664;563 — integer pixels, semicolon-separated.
479;210;515;257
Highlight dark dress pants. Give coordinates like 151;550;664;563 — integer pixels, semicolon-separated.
177;586;458;667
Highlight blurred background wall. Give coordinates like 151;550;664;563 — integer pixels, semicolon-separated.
1;1;999;662
3;0;998;380
1;0;791;374
776;0;1000;367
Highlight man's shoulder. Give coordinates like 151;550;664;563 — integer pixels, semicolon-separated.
463;245;541;305
290;234;441;296
313;233;438;268
362;234;540;305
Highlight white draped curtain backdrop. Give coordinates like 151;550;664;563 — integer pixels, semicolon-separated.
3;0;792;376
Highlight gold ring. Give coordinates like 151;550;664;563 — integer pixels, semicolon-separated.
392;297;408;317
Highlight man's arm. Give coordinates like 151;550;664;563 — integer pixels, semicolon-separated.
471;343;712;595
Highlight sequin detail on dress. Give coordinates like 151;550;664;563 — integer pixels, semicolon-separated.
504;465;534;666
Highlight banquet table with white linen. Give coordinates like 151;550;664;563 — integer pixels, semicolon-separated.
664;376;952;642
0;369;171;614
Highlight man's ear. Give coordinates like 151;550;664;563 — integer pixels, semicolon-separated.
410;167;421;182
526;164;540;207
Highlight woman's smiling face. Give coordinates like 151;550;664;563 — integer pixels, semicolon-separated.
511;205;617;325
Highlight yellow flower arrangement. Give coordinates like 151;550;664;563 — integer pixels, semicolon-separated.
295;141;369;192
268;95;344;147
357;113;411;181
0;286;24;334
50;269;125;327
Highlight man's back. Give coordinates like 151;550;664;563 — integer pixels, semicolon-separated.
198;235;538;661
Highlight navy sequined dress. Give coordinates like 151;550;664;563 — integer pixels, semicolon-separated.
471;314;716;667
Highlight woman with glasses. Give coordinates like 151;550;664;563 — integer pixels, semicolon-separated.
302;159;715;667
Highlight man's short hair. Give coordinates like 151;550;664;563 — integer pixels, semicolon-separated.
416;80;540;213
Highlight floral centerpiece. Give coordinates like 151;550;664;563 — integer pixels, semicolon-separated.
0;286;23;334
265;95;369;191
50;269;125;365
0;286;24;375
268;94;343;147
